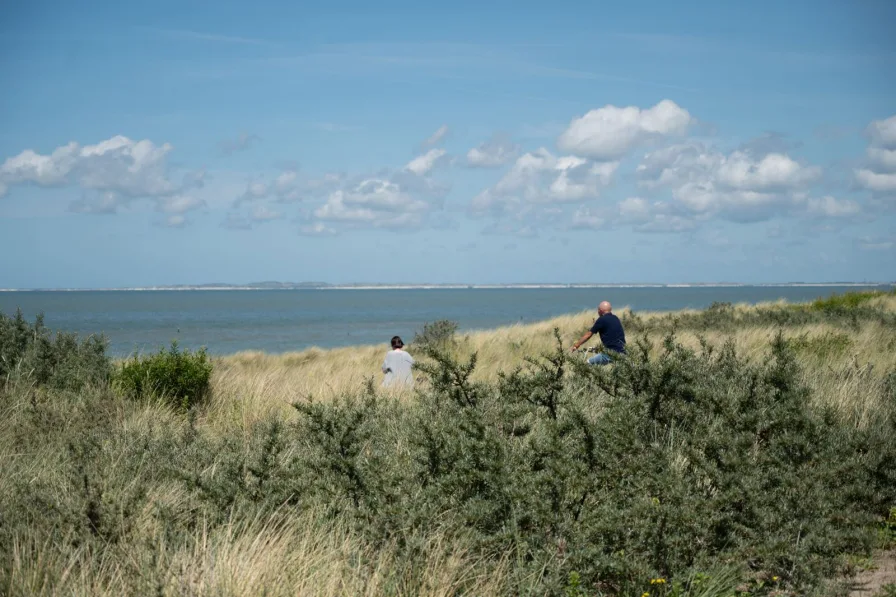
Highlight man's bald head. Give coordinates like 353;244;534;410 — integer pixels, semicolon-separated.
598;301;612;315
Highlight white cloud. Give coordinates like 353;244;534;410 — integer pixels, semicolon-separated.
404;148;447;176
855;169;896;194
866;114;896;150
856;114;896;196
804;195;861;218
164;214;187;228
637;142;823;222
472;148;617;215
466;134;520;168
635;213;696;233
618;197;651;222
70;191;121;214
158;194;206;214
0;143;80;187
422;125;449;147
867;148;896;172
298;222;338;236
716;152;820;190
569;207;607;230
557;99;692;160
235;169;301;205
313;177;438;230
0;135;204;219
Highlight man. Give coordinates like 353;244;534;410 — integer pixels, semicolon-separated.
382;335;415;387
570;301;626;365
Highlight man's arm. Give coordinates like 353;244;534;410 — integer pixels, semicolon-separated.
570;331;594;352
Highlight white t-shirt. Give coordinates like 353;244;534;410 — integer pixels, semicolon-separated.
382;349;415;387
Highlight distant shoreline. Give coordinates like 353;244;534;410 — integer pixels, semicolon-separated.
0;282;893;292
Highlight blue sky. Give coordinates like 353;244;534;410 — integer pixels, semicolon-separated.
1;0;894;288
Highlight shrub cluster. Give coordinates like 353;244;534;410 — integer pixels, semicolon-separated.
1;296;895;595
0;309;110;391
412;319;458;350
116;341;213;409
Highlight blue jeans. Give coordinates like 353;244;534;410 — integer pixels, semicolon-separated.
587;351;623;365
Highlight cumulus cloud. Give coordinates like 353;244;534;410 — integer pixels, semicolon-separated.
70;191;121;215
298;222;338;236
158;194;206;215
716;152;820;191
637;142;823;222
866;115;896;149
856;114;896;196
311;167;447;231
466;134;520;168
164;214;187;228
804;195;861;219
405;148;447;176
422;125;449;147
0;135;203;218
557;99;692;160
234;169;301;205
855;170;896;194
472;148;617;216
569;197;695;234
569;207;607;230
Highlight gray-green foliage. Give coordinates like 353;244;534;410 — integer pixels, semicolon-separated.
412;319;459;350
0;308;110;391
2;299;896;595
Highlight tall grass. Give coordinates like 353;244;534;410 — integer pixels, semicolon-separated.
1;289;895;596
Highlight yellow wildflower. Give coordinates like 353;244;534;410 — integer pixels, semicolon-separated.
650;578;666;584
772;575;779;582
641;592;649;597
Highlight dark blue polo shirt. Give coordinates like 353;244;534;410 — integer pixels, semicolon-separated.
590;312;626;354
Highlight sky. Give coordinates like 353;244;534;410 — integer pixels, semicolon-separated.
1;0;895;288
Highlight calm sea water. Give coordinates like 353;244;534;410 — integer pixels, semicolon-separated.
0;286;890;356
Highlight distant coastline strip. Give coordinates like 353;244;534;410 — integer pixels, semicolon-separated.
0;283;893;292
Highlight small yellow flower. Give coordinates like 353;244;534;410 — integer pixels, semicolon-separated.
641;592;650;597
650;578;666;585
772;575;779;582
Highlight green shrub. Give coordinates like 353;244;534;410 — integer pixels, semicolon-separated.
0;309;110;391
413;319;459;349
811;290;882;312
115;341;212;409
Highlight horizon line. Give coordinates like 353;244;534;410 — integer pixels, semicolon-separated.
1;281;894;292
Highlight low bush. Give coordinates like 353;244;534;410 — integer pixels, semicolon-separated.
2;293;895;595
0;309;110;391
115;341;212;409
811;290;885;313
413;319;459;349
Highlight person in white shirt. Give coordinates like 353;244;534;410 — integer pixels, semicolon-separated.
381;335;415;387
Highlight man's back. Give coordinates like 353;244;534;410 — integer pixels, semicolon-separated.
590;312;626;353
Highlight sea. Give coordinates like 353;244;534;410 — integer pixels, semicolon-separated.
0;285;891;357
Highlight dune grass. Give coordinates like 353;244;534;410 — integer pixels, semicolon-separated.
1;289;895;596
211;291;896;430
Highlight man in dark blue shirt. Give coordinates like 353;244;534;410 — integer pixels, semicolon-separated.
570;301;626;365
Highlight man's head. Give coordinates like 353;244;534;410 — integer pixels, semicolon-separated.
391;336;404;349
598;301;612;316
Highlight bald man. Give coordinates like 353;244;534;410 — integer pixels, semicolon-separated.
570;301;627;365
